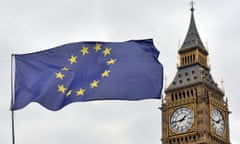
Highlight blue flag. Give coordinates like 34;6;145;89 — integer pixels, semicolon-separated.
12;39;163;111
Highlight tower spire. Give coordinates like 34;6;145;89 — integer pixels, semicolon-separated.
178;1;208;55
190;0;195;12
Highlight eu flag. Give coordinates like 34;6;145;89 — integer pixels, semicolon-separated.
12;39;163;111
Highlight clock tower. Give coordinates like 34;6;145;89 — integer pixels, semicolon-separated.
161;5;231;144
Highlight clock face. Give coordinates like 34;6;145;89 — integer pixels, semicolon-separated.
211;109;225;136
170;107;194;133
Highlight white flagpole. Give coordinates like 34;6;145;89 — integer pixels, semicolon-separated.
11;54;16;144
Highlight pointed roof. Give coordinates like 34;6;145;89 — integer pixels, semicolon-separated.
179;7;208;55
165;64;220;92
165;5;223;94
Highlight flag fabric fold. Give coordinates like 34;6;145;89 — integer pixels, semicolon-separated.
12;39;163;111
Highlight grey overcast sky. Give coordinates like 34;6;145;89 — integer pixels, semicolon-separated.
1;0;240;143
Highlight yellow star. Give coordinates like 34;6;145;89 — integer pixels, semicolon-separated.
94;43;101;52
57;84;66;94
90;80;99;88
76;88;85;96
66;90;73;97
102;70;110;77
107;58;117;65
81;46;89;56
68;55;77;64
55;72;65;80
61;67;70;71
102;48;111;57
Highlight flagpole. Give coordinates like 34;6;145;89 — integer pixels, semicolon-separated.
11;54;16;144
11;109;15;144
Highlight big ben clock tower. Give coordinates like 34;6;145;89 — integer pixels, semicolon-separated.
161;4;231;144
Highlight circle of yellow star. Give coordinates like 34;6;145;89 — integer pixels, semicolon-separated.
107;58;117;65
57;84;67;94
102;70;110;77
90;80;100;88
94;43;102;52
76;88;85;96
61;67;70;71
66;90;73;97
68;55;77;64
55;72;65;80
102;48;111;57
81;46;89;56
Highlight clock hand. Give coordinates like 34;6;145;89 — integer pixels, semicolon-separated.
179;113;192;122
216;118;223;124
179;115;187;122
171;115;187;124
212;117;217;123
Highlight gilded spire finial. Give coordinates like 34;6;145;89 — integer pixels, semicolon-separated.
190;0;195;12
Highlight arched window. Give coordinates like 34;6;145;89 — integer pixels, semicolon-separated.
190;55;193;63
